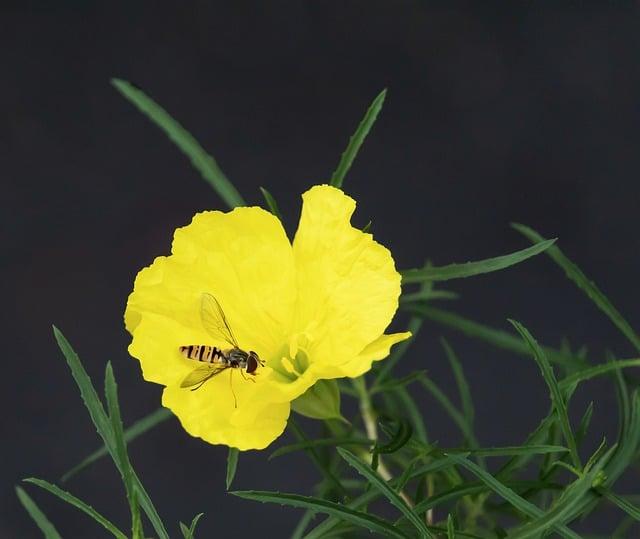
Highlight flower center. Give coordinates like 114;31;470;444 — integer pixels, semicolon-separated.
272;332;313;382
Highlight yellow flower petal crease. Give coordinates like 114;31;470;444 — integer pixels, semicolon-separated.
125;184;410;450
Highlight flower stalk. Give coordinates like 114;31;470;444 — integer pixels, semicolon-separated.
351;376;414;507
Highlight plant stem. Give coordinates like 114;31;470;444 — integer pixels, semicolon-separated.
351;377;414;507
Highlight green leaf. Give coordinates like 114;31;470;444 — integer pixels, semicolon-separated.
231;490;410;539
447;454;581;539
371;370;427;394
418;376;478;450
441;339;475;429
292;379;344;421
374;315;424;387
330;89;387;188
290;509;315;539
180;513;204;539
15;486;62;539
400;289;459;303
269;437;373;460
510;320;581;469
406;306;584;369
53;327;115;451
337;448;434;538
304;456;458;539
509;446;616;539
558;358;640;391
447;514;455;539
575;402;594;447
61;408;173;482
111;78;245;209
23;479;127;539
600;489;640;521
401;239;556;283
52;327;169;539
259;186;283;221
375;418;413;455
288;418;346;496
407;481;562;521
104;362;141;538
446;445;568;457
393;386;429;444
226;448;239;490
513;223;640;353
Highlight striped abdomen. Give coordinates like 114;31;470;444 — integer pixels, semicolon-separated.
179;345;226;364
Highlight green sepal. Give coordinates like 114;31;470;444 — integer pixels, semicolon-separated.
291;379;345;422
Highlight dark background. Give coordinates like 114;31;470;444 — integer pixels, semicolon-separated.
3;2;640;537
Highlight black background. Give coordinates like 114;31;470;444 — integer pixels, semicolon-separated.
3;3;640;537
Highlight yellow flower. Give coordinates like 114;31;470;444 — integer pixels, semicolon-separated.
125;185;410;450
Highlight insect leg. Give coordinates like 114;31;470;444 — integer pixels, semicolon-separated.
230;369;238;408
239;369;256;383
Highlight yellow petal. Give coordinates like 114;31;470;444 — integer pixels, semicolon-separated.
338;332;412;378
125;207;296;387
292;185;403;368
162;378;290;451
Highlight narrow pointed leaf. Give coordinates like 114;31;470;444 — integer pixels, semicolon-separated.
111;78;244;209
418;376;478;449
189;512;204;535
337;448;434;538
445;445;568;457
23;479;127;539
104;363;141;537
269;437;373;460
226;448;239;490
304;456;457;539
513;223;640;353
259;186;283;221
52;327;169;539
400;289;459;303
558;359;640;391
510;320;581;469
62;408;173;482
405;306;584;368
447;454;581;539
401;239;555;283
509;447;616;539
447;514;455;539
16;486;62;539
600;490;640;521
441;339;474;427
288;418;346;495
231;490;410;539
330;89;387;188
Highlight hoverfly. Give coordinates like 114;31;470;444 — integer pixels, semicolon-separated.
179;293;264;407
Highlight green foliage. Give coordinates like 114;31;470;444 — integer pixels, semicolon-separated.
23;478;127;539
226;448;239;490
61;407;173;482
401;239;556;283
330;89;387;188
512;223;640;353
20;83;640;539
16;486;62;539
111;78;245;209
291;379;344;421
259;186;283;221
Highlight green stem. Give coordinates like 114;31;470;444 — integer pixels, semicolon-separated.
351;377;414;507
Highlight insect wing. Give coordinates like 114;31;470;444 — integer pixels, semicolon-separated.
201;293;239;348
180;365;227;389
